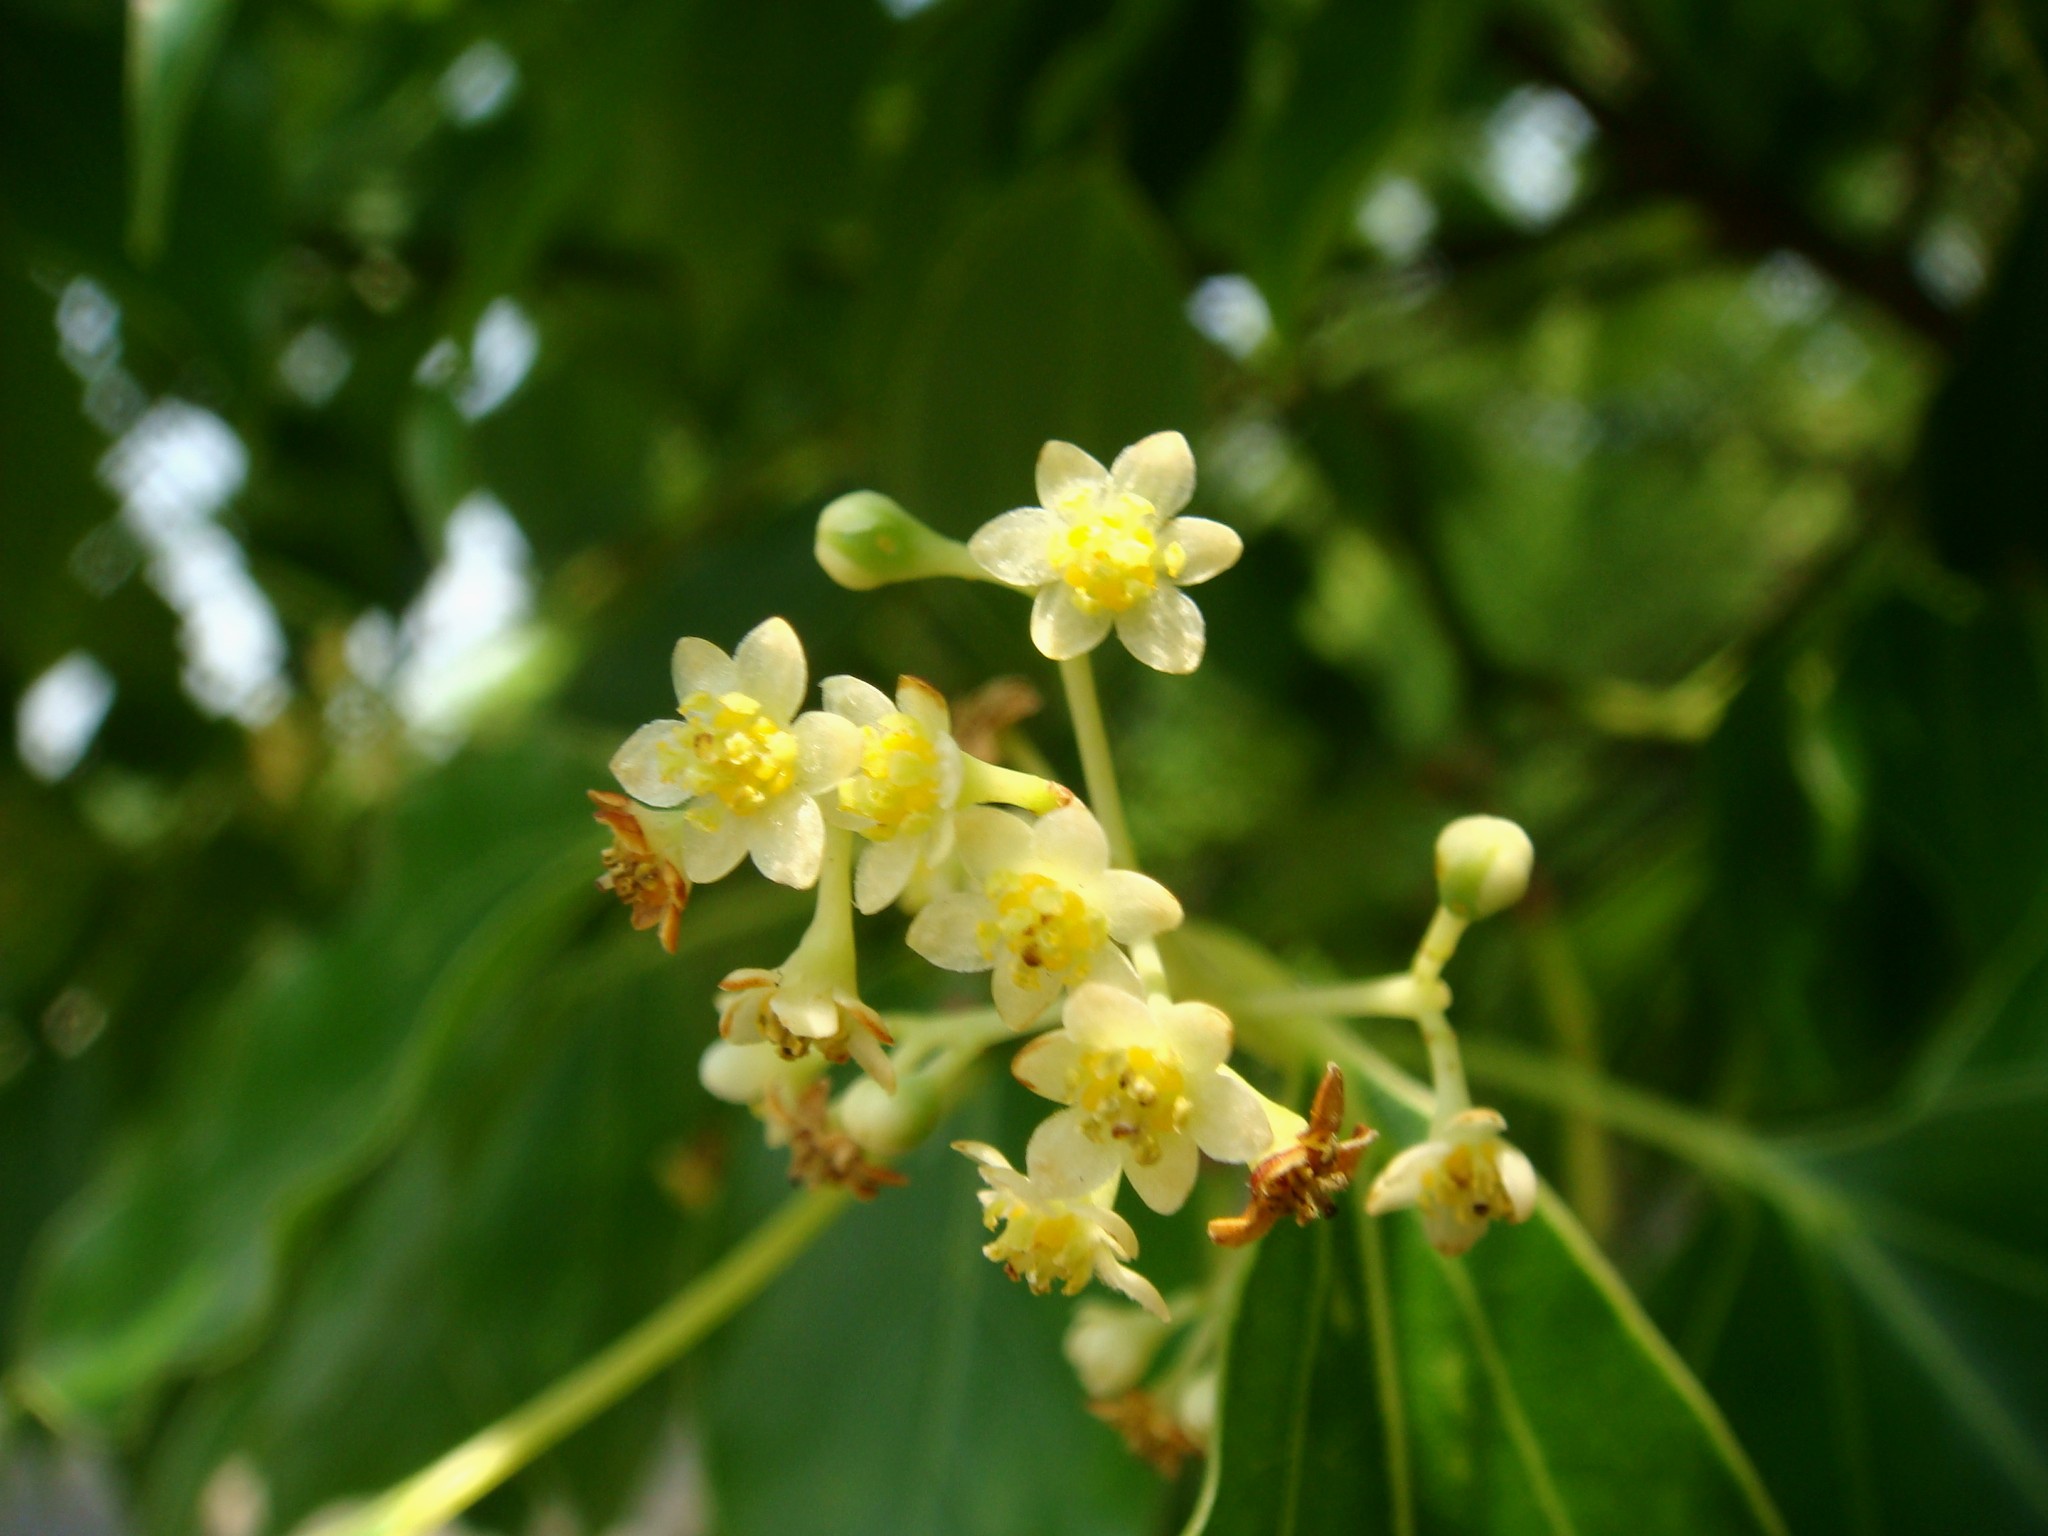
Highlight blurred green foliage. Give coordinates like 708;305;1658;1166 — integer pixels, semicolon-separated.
4;0;2048;1532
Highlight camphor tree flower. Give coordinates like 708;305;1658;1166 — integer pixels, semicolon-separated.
969;433;1243;674
1013;982;1273;1215
609;617;860;889
822;673;1069;916
906;804;1182;1028
955;1140;1168;1319
588;790;690;952
1364;1105;1537;1256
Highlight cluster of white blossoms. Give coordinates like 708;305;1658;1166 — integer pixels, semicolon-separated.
592;430;1544;1462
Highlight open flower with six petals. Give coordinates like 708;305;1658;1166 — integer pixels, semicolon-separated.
609;617;860;889
955;1139;1168;1319
968;433;1242;674
906;805;1181;1028
1013;982;1273;1215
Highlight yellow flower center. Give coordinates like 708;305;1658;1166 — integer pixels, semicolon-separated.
837;711;942;839
983;1195;1099;1296
1068;1044;1188;1165
1420;1142;1514;1225
1047;491;1185;614
663;690;800;816
978;871;1106;985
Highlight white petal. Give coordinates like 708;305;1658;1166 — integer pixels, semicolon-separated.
1092;870;1184;943
1115;587;1205;675
1063;980;1152;1051
1364;1141;1447;1216
1083;1201;1141;1256
953;1139;1014;1173
1011;1032;1081;1102
822;674;892;726
1036;439;1110;510
1026;1108;1119;1195
954;805;1034;882
671;637;737;702
1161;517;1241;586
1098;1258;1170;1321
771;986;839;1039
734;616;806;722
1124;1134;1199;1215
749;794;824;888
1031;584;1114;661
854;835;924;915
968;508;1063;587
906;894;995;972
1032;803;1110;877
895;675;951;737
1445;1107;1510;1143
1497;1143;1539;1223
846;1026;897;1093
1109;431;1195;517
992;962;1059;1030
611;721;689;807
1081;942;1145;1001
681;810;749;883
1189;1070;1272;1165
794;711;862;793
1161;1001;1233;1077
925;811;957;868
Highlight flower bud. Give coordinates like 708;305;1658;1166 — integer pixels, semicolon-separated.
814;492;980;590
1434;815;1534;921
1062;1299;1171;1399
837;1074;942;1157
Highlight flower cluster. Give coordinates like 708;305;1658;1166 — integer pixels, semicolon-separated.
590;431;1545;1475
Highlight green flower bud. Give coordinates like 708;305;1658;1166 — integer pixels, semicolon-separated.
814;492;982;590
837;1074;943;1157
1434;815;1534;921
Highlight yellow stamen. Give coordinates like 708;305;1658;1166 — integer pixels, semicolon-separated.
1067;1045;1188;1165
662;689;800;815
1047;490;1165;615
977;871;1106;987
837;711;943;838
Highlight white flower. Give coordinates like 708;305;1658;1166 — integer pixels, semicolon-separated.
1364;1106;1538;1256
1063;1299;1172;1399
905;804;1182;1029
609;617;861;889
821;674;966;914
697;1038;825;1106
1013;982;1273;1215
955;1140;1168;1319
968;432;1242;674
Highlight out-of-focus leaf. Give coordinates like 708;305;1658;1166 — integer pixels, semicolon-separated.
702;1096;1163;1536
881;166;1200;529
10;742;603;1430
126;0;238;261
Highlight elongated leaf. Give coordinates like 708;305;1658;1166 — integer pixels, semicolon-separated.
127;0;237;260
10;744;603;1429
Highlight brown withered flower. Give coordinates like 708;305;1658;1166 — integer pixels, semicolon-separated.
760;1080;906;1201
1207;1063;1376;1247
1089;1390;1205;1478
589;790;689;953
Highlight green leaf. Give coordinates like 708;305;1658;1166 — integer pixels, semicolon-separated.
702;1094;1165;1536
1173;926;1784;1536
126;0;238;261
9;743;603;1429
881;165;1201;532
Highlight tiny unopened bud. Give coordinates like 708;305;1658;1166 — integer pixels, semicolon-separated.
1063;1299;1171;1399
815;491;980;590
1434;815;1534;921
837;1074;942;1156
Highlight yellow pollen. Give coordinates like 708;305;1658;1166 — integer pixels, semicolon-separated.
1048;490;1164;614
983;1195;1098;1295
837;711;942;838
977;871;1106;986
1067;1044;1189;1165
660;689;800;815
1421;1142;1514;1224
